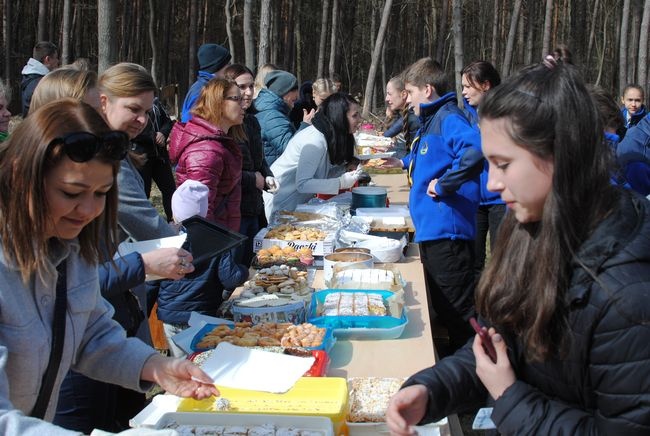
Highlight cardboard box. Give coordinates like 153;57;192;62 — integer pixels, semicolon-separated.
253;227;335;256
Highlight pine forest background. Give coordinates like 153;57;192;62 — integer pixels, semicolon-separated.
2;0;650;118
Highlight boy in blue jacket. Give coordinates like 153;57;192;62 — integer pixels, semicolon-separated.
384;57;483;353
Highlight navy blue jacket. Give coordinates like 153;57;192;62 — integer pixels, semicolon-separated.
254;88;297;165
463;99;504;206
181;71;214;123
609;121;650;195
155;250;248;324
621;105;647;130
99;252;146;333
401;190;650;434
401;93;482;242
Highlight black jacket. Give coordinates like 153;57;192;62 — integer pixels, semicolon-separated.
404;190;650;435
239;113;273;217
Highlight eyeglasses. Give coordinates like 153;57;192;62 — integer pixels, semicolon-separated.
48;131;130;163
225;95;243;102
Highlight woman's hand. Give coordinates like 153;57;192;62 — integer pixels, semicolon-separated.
386;384;428;435
426;179;439;198
155;132;166;146
141;247;195;279
141;353;219;400
473;328;516;400
303;108;316;124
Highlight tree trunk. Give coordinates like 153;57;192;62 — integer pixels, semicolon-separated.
281;0;295;70
524;1;534;66
244;0;255;70
586;0;600;67
436;0;449;63
225;0;236;63
97;0;118;74
329;0;339;77
61;0;72;65
638;0;650;90
38;0;47;42
362;0;393;117
188;0;198;89
627;0;641;85
452;0;464;107
258;0;271;68
161;0;172;84
317;0;330;78
542;0;553;57
4;0;11;83
619;0;630;94
501;0;522;77
295;0;302;79
148;0;158;84
491;0;499;65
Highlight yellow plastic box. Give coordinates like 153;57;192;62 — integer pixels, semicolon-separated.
177;377;349;435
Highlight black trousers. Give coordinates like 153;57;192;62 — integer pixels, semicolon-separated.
420;239;476;355
474;204;506;276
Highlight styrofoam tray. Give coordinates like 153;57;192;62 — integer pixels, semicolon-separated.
153;412;334;435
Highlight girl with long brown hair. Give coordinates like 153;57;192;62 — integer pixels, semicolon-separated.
387;57;650;434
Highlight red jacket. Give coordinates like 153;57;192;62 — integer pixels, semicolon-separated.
169;117;243;231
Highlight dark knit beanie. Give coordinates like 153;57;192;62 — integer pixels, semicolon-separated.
197;43;231;74
264;70;299;97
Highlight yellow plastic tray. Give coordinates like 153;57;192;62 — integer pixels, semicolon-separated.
178;377;349;434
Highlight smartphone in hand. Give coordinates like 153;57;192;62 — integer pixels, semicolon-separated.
470;317;497;363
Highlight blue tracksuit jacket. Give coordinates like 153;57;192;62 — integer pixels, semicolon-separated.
401;93;482;243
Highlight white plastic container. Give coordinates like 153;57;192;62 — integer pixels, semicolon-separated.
152;412;334;435
323;252;374;282
355;206;410;218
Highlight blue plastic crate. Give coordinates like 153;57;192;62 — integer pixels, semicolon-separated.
307;289;408;340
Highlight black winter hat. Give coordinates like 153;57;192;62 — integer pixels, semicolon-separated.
197;43;231;74
264;70;299;97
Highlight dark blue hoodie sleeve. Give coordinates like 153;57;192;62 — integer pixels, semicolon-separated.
218;251;249;290
617;114;650;167
99;252;146;298
384;117;404;138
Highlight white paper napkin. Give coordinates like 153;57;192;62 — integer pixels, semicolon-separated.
200;342;315;393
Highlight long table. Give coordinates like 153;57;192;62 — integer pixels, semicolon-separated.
328;172;460;435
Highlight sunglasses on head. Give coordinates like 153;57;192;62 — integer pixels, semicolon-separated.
48;131;130;163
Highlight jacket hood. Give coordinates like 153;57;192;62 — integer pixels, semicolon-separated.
419;92;458;121
253;88;290;115
168;117;229;164
568;190;650;302
21;58;50;76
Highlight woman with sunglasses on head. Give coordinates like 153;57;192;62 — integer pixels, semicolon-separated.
0;99;217;435
49;64;194;433
386;57;650;435
169;78;245;232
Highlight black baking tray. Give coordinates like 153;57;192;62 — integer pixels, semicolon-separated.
181;216;247;264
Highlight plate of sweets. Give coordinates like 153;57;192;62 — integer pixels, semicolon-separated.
253;245;315;268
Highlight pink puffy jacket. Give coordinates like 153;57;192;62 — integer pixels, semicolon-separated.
169;117;243;231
